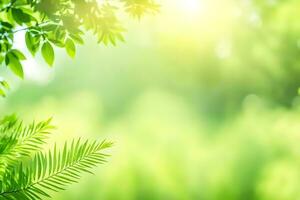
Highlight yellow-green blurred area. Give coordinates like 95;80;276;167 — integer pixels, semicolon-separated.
2;0;300;199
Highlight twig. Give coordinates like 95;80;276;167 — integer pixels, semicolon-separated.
12;21;52;34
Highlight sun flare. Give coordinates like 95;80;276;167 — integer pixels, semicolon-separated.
179;0;203;16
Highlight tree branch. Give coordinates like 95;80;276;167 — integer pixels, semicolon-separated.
12;21;52;34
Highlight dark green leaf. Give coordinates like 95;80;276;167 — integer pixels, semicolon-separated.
5;52;24;79
0;80;10;89
11;8;31;25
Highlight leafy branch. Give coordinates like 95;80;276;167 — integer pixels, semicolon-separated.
0;117;53;177
0;1;159;199
0;0;159;96
0;115;112;199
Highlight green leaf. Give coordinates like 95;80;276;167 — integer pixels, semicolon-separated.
25;32;40;56
11;8;31;25
41;42;54;67
110;35;117;46
0;88;5;97
0;80;10;89
5;52;24;79
65;39;76;58
48;39;65;48
0;54;4;64
69;34;84;45
10;49;26;60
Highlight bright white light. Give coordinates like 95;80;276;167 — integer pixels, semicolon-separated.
179;0;203;16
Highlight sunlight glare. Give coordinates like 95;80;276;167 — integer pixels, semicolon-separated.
179;0;203;17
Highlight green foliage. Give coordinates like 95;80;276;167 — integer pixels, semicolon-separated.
0;0;159;96
0;115;112;199
0;115;53;178
0;1;159;198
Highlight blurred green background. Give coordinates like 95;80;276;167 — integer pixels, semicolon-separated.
2;0;300;199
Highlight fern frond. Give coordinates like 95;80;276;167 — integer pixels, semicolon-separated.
0;139;113;200
0;117;54;178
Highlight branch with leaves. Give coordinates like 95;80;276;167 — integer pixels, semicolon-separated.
0;1;159;198
0;0;159;96
0;115;112;199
